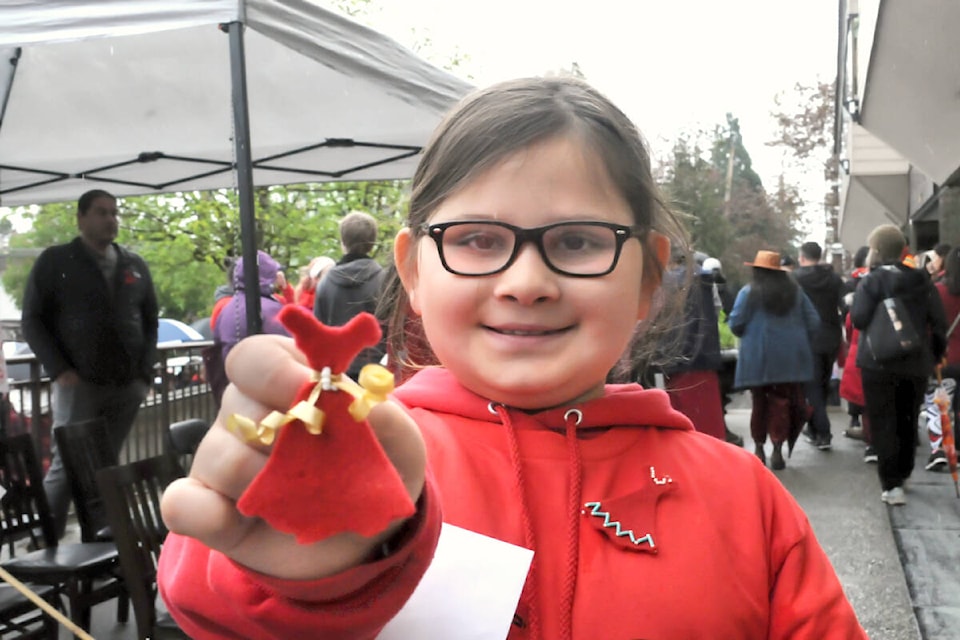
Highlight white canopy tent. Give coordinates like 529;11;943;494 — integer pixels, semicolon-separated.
0;0;473;330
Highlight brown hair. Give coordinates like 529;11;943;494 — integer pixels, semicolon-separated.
339;211;378;256
381;76;689;380
867;224;906;264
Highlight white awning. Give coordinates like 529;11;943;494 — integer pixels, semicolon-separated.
859;0;960;184
0;0;474;206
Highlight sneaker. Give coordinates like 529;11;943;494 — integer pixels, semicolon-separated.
925;449;948;471
864;446;878;463
844;426;864;441
816;434;832;451
725;428;744;447
849;415;861;428
881;486;906;505
802;426;817;445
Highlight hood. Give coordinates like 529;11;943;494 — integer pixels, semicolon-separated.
393;366;693;638
392;367;695;433
880;263;931;300
327;258;382;289
793;264;839;291
233;250;280;295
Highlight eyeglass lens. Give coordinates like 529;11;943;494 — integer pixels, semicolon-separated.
437;222;624;276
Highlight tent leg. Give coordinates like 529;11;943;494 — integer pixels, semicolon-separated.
225;21;262;335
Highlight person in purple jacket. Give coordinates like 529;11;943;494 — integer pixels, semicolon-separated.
214;250;290;371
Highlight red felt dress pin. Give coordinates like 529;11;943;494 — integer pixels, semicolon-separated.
232;305;415;544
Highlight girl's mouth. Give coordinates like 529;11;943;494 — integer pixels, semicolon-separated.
485;326;571;336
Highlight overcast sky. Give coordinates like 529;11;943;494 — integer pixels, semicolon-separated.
353;0;840;237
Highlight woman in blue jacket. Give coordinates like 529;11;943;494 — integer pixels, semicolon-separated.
729;250;820;470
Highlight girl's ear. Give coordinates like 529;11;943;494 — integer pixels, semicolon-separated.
394;228;421;315
637;231;671;320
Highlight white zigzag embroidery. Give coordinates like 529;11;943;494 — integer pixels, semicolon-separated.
583;501;655;549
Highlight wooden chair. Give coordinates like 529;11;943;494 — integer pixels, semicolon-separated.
166;418;209;472
0;583;60;639
53;418;116;542
0;433;128;634
96;455;189;640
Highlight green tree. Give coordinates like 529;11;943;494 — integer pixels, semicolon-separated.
768;80;839;246
658;117;804;291
658;133;732;261
2;181;409;321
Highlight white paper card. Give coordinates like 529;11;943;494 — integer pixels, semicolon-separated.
378;523;533;640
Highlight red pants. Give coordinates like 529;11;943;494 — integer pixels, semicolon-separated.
749;383;806;446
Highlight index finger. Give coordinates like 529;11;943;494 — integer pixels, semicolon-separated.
226;334;312;409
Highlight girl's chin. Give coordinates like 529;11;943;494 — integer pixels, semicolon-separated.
476;379;605;411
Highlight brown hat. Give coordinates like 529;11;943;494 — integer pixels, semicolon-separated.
744;250;786;271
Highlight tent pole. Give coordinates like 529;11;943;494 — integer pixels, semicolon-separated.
0;48;21;132
226;21;262;335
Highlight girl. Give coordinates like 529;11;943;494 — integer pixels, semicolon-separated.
158;77;864;639
729;250;820;470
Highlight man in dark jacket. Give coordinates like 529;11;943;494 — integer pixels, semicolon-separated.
314;210;387;378
794;241;845;450
22;189;158;538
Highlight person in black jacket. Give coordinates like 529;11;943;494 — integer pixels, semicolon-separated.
852;224;947;506
22;189;159;538
793;241;845;450
314;211;387;378
657;247;728;442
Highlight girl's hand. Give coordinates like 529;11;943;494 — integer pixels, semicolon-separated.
160;334;426;580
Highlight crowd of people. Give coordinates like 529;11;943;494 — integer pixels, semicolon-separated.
696;226;955;508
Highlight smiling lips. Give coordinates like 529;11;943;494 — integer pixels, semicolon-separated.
485;325;572;337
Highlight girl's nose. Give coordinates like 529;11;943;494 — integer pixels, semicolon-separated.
492;243;561;304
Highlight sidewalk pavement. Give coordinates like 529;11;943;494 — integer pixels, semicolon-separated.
727;399;960;640
888;435;960;638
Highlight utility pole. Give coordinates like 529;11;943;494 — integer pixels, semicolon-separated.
722;130;737;218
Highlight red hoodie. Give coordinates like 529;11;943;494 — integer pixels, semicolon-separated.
159;368;865;639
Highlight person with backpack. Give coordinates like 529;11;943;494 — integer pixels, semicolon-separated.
851;224;947;505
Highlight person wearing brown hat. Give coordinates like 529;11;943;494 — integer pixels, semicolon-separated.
851;224;948;505
728;250;820;469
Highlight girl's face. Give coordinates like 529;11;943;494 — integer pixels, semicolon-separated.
395;136;666;410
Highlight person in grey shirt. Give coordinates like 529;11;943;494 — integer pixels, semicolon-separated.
314;210;387;379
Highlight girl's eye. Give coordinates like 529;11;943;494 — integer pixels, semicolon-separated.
557;234;589;252
549;228;611;254
447;226;511;252
465;233;504;251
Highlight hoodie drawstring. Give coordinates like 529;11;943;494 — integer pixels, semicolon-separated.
560;409;583;640
499;404;541;638
496;404;584;640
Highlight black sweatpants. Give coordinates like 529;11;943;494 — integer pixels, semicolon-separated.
861;369;925;491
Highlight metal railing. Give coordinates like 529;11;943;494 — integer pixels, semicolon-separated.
4;342;217;470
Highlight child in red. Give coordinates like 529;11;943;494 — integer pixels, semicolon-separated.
158;77;866;639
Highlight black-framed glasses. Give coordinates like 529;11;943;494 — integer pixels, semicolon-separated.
419;220;644;277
